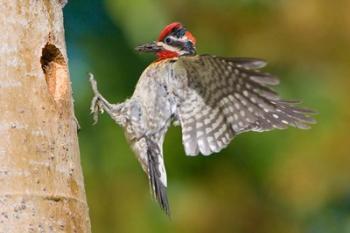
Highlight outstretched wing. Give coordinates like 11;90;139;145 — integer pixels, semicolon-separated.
175;55;316;156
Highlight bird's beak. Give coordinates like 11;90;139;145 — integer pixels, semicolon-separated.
135;42;162;53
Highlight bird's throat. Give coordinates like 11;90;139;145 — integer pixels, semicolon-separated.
156;50;179;61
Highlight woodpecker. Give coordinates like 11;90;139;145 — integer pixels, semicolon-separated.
90;22;316;216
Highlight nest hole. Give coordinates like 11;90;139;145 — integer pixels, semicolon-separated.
40;43;68;102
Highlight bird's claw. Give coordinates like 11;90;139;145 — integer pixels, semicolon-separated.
90;95;105;125
88;72;126;126
89;73;105;124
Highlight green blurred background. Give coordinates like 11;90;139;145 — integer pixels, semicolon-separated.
63;0;350;232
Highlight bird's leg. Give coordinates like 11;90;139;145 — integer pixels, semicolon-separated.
89;73;126;126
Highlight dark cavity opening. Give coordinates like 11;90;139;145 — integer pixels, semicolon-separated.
40;43;68;102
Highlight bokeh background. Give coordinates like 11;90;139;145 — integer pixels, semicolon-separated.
63;0;350;232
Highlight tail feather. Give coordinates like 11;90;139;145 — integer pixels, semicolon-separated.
146;138;170;216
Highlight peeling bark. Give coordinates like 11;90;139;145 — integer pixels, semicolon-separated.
0;1;91;232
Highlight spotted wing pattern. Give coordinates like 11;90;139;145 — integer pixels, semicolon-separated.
176;55;316;156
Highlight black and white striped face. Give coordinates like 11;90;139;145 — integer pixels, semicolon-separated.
156;27;196;56
135;22;197;60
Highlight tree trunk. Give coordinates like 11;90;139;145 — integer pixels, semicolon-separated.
0;1;91;232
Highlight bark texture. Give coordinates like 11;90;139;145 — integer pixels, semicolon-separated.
0;1;91;232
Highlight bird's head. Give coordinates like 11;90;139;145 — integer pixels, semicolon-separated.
135;22;197;60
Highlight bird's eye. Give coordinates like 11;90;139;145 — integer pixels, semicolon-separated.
164;37;172;44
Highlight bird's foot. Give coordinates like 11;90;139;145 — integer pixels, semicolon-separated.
88;73;126;126
89;73;106;124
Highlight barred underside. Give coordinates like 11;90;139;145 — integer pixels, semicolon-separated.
176;55;316;156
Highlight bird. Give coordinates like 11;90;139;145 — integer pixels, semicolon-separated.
89;22;316;216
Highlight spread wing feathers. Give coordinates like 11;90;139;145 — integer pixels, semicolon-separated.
176;55;316;156
145;138;170;216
